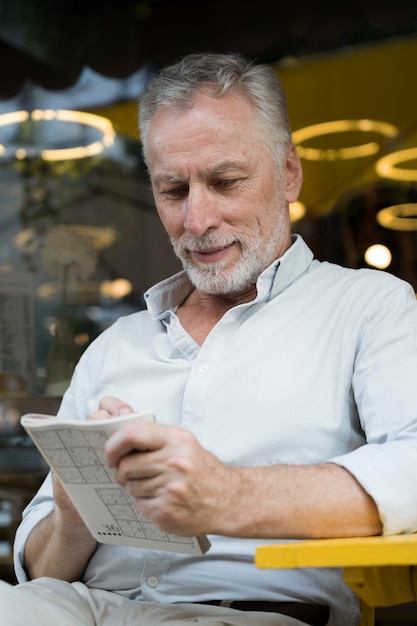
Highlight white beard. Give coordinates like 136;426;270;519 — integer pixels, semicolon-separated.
171;210;288;295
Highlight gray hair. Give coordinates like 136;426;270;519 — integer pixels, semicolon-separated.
138;52;292;169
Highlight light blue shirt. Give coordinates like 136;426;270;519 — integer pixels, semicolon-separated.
14;235;417;626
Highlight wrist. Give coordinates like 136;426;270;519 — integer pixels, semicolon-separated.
52;506;96;546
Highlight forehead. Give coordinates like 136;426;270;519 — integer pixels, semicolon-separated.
146;91;264;174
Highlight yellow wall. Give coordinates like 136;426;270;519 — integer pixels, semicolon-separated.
93;35;417;217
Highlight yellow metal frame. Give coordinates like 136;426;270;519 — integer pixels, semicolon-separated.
255;534;417;626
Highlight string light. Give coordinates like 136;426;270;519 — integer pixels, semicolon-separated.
289;201;306;222
364;244;392;269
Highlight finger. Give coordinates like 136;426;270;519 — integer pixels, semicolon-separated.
98;395;134;416
88;396;134;421
105;421;170;468
114;461;160;493
88;408;116;421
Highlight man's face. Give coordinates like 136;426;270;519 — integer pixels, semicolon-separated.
146;90;302;296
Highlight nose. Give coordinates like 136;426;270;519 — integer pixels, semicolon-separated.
183;185;221;236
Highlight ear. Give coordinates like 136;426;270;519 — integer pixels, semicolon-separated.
284;144;303;203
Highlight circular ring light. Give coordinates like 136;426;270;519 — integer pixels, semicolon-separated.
0;109;115;161
376;204;417;231
375;148;417;181
292;120;398;161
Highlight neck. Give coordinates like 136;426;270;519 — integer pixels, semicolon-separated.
176;284;258;346
185;283;258;312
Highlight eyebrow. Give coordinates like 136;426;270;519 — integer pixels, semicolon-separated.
153;161;245;186
203;161;243;176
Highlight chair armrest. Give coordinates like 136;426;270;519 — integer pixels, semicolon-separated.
255;534;417;607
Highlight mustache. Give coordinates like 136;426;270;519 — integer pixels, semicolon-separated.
171;232;242;252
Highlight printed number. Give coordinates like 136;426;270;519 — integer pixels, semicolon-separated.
102;523;120;533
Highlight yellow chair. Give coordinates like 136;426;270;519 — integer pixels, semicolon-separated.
255;533;417;626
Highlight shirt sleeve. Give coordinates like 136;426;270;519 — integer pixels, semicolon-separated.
13;360;91;582
13;473;55;582
330;280;417;535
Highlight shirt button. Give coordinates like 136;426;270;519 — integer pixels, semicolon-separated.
147;575;159;588
198;363;209;373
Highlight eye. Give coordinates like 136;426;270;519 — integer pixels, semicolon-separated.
214;178;235;189
161;185;188;199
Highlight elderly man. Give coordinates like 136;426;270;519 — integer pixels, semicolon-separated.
2;52;417;626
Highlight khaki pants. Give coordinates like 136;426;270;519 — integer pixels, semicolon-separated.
0;578;304;625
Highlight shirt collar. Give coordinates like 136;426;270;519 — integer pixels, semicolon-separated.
144;234;314;318
268;234;315;299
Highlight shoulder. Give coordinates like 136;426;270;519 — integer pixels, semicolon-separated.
312;257;413;296
84;309;151;353
308;261;417;338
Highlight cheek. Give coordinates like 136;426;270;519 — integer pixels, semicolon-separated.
156;204;184;238
254;201;287;239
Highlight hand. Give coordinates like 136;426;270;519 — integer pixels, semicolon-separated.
105;421;240;536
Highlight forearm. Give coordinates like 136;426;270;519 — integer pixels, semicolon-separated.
216;462;382;539
24;508;97;581
106;422;383;539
